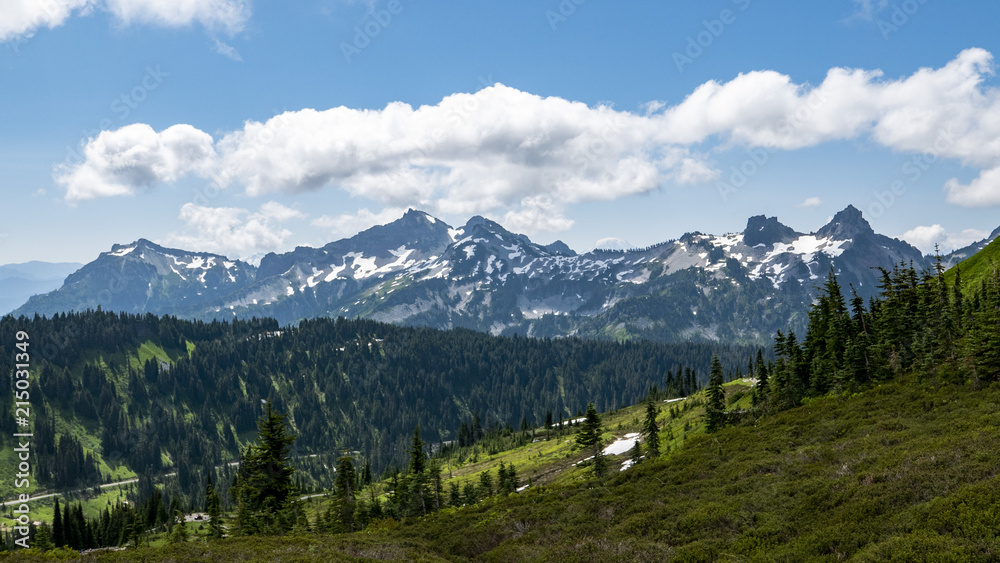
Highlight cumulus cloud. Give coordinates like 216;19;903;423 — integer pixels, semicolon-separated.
57;49;1000;233
58;123;216;201
0;0;249;42
164;201;303;259
797;197;823;208
901;224;990;254
0;0;95;42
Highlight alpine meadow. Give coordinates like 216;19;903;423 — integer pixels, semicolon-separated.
3;1;1000;561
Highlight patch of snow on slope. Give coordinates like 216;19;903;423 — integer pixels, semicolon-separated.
603;433;641;456
513;259;537;275
347;253;378;278
110;246;136;257
306;267;324;288
710;233;743;249
503;244;522;260
325;262;347;282
765;236;850;263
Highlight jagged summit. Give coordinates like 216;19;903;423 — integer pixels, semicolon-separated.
14;204;945;343
815;204;874;240
743;215;800;247
542;240;575;256
462;215;509;234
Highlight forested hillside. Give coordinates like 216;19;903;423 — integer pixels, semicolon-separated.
3;248;998;559
0;311;755;506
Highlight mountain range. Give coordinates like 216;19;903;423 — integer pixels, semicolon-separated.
12;205;989;343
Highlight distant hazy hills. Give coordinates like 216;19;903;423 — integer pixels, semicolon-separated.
0;261;82;316
11;206;996;343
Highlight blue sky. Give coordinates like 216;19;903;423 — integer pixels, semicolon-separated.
2;0;1000;264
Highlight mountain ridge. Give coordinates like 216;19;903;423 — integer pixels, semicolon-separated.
11;206;981;344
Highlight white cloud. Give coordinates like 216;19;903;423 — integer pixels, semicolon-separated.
210;36;243;60
0;0;95;42
164;201;301;259
57;123;217;201
202;85;694;232
945;166;1000;207
0;0;249;43
797;197;823;208
312;207;407;240
104;0;250;33
640;100;668;116
901;224;989;254
57;49;1000;234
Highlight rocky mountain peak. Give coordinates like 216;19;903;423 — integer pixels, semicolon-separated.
742;215;800;247
815;205;874;240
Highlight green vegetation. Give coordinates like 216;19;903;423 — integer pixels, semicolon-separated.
2;245;999;559
231;401;300;536
0;311;751;507
945;236;1000;291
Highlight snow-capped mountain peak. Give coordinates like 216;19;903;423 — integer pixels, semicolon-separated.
14;205;967;344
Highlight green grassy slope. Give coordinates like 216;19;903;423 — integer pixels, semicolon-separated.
9;374;998;561
377;375;1000;561
946;235;1000;291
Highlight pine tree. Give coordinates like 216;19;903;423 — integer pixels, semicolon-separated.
478;470;494;498
462;481;479;505
34;524;54;551
752;349;770;406
592;441;608;478
52;498;64;548
205;475;223;539
231;400;297;535
334;456;357;531
448;482;461;507
409;426;426;475
506;464;519;493
705;355;726;432
169;509;188;544
641;398;660;459
575;403;602;449
628;439;643;467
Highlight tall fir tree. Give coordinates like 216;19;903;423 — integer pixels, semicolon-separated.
705;355;726;432
641;398;660;459
409;426;426;475
205;475;223;539
231;400;298;535
575;403;602;449
52;497;64;548
334;456;357;531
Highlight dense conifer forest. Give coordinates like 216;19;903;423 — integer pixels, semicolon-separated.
0;310;754;510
